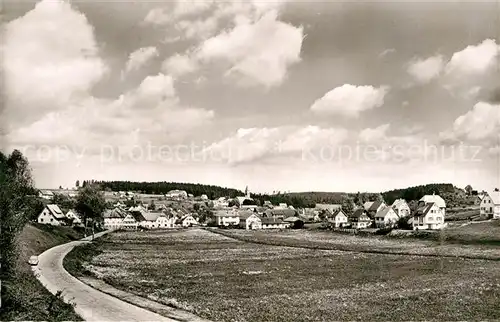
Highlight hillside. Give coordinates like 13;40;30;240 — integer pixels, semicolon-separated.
94;180;244;199
1;224;83;321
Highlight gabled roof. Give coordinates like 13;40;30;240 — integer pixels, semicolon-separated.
368;200;385;212
104;208;126;219
238;211;258;220
420;194;446;208
141;212;166;222
363;201;374;211
315;203;342;211
391;198;408;208
375;207;396;219
350;208;369;219
331;209;347;218
487;191;500;204
46;204;66;219
414;202;435;216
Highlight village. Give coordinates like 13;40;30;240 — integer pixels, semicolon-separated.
36;185;500;233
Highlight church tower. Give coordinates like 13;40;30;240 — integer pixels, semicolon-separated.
245;186;250;198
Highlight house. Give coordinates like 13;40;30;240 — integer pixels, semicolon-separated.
200;194;208;200
261;217;288;229
263;200;273;208
165;190;188;199
214;197;230;208
139;212;174;229
37;205;69;226
391;199;411;218
239;211;262;230
39;189;54;200
363;201;374;211
213;209;240;226
329;209;348;228
263;208;297;220
412;202;445;230
66;210;83;227
419;194;446;217
374;207;399;228
176;214;198;227
349;209;371;229
366;200;387;219
480;190;500;219
121;214;138;230
315;203;342;214
103;208;127;230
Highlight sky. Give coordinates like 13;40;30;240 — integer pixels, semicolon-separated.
1;0;499;193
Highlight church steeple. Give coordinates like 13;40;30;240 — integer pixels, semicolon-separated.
245;186;250;198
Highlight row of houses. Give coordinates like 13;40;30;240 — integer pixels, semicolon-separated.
37;205;83;226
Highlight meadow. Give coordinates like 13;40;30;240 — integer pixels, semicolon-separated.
71;228;500;321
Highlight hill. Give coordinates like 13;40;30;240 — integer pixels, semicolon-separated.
1;224;83;321
93;181;243;199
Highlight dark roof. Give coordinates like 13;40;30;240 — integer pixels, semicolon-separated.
414;202;435;216
349;209;370;221
239;211;258;220
375;207;395;218
331;209;346;217
368;200;385;212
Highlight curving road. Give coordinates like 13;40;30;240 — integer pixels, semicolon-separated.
33;232;176;322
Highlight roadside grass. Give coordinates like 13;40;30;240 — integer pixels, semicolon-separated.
76;228;500;321
63;239;105;278
0;224;83;321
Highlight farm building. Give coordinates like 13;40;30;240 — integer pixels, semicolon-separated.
480;190;500;219
391;199;411;217
214;210;240;226
261;217;289;229
37;205;69;226
329;209;348;227
349;209;371;229
176;214;198;227
374;207;399;228
239;212;262;230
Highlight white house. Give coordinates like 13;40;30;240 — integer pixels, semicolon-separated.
200;194;209;200
261;217;288;229
176;214;198;227
121;214;138;230
103;208;126;230
214;197;230;208
375;207;399;228
37;205;68;226
349;209;371;229
329;209;348;228
166;190;188;199
391;199;411;217
239;212;262;230
419;194;446;217
480;190;500;219
139;212;174;229
214;210;240;226
66;210;83;226
412;201;445;230
39;190;54;200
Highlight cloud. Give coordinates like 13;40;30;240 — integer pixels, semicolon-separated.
202;126;348;165
2;0;108;128
310;84;389;117
175;17;219;40
197;10;303;88
124;46;159;75
162;53;200;78
378;48;396;58
359;124;391;143
440;101;500;145
143;1;214;26
407;55;444;84
445;39;499;77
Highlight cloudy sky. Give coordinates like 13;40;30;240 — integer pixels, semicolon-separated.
2;0;499;193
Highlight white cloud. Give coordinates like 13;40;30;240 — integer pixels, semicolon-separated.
359;124;391;143
143;1;214;26
175;17;219;40
310;84;389;117
124;46;159;74
2;0;108;127
202;126;348;165
378;48;396;58
407;55;444;84
197;10;303;88
162;53;200;78
440;102;500;144
445;39;499;77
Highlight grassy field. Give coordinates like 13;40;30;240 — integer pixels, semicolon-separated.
1;223;83;321
70;228;500;321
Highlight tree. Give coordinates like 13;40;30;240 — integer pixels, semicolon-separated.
0;150;36;291
149;200;156;211
51;193;75;212
341;197;355;215
465;185;473;195
75;180;80;188
75;185;106;224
